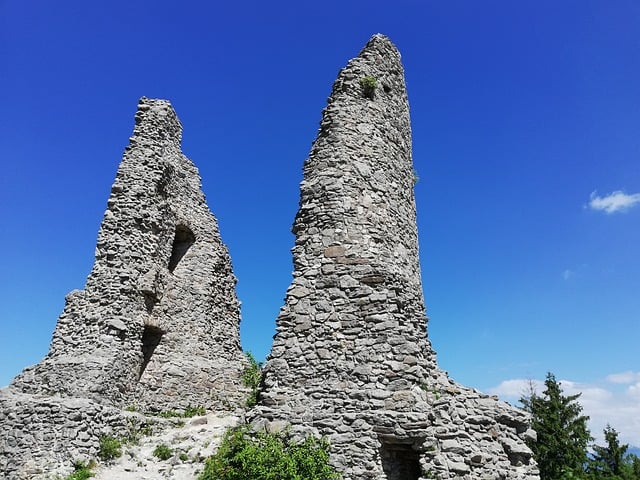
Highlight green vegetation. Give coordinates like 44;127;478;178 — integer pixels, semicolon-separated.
184;405;206;417
359;76;377;99
157;405;206;418
521;372;591;479
124;416;154;445
63;461;95;480
521;372;640;480
587;425;640;479
198;426;341;480
179;452;189;462
98;436;122;462
153;443;173;461
242;352;263;407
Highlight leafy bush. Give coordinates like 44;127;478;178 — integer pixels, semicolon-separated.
153;443;173;461
242;352;263;407
64;460;95;480
199;426;341;480
98;436;122;462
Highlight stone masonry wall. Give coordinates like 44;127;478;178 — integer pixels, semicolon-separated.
0;392;129;479
252;34;540;480
10;98;247;412
1;99;248;478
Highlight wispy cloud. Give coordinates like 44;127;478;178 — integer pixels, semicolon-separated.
488;372;640;447
588;190;640;214
607;371;640;384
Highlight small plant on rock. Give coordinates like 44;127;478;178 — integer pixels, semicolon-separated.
183;405;206;417
242;351;263;407
64;460;95;480
359;75;377;99
98;436;122;462
153;443;173;461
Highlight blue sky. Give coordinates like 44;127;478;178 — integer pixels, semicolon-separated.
1;1;639;445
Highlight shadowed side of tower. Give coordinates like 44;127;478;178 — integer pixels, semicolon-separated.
253;35;539;480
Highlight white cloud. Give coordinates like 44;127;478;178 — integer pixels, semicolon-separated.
563;269;573;281
588;190;640;214
488;378;544;398
487;374;640;447
607;371;640;384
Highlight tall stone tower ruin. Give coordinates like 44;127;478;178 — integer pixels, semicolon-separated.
253;34;539;480
11;98;247;412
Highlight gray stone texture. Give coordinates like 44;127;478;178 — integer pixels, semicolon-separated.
0;391;130;479
251;34;539;480
1;98;248;478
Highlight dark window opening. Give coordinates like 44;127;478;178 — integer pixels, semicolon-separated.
380;441;421;480
140;325;164;379
143;292;158;314
168;225;195;272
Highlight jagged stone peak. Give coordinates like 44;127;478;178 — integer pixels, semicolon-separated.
325;33;408;114
361;33;401;56
130;97;183;146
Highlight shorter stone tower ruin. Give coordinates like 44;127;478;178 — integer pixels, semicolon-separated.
0;98;248;478
252;34;539;480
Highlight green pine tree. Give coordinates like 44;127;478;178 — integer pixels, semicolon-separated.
588;426;640;480
521;373;592;480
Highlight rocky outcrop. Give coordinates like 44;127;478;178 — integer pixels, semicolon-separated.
0;98;248;478
251;34;539;480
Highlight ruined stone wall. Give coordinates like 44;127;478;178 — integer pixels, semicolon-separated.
0;392;129;479
252;34;539;480
1;99;248;478
11;98;247;412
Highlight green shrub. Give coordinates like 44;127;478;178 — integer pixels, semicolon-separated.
157;405;205;418
179;452;189;462
199;426;341;480
153;443;173;461
64;460;95;480
158;409;181;418
242;352;263;407
183;405;206;417
359;76;377;99
98;436;122;462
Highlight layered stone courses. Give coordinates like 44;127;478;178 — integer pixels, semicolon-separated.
252;34;539;479
0;98;247;478
1;35;539;480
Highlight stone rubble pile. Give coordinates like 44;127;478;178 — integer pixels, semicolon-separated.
91;413;240;480
250;34;539;480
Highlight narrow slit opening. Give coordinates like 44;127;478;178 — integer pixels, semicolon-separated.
168;225;195;272
140;325;164;379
